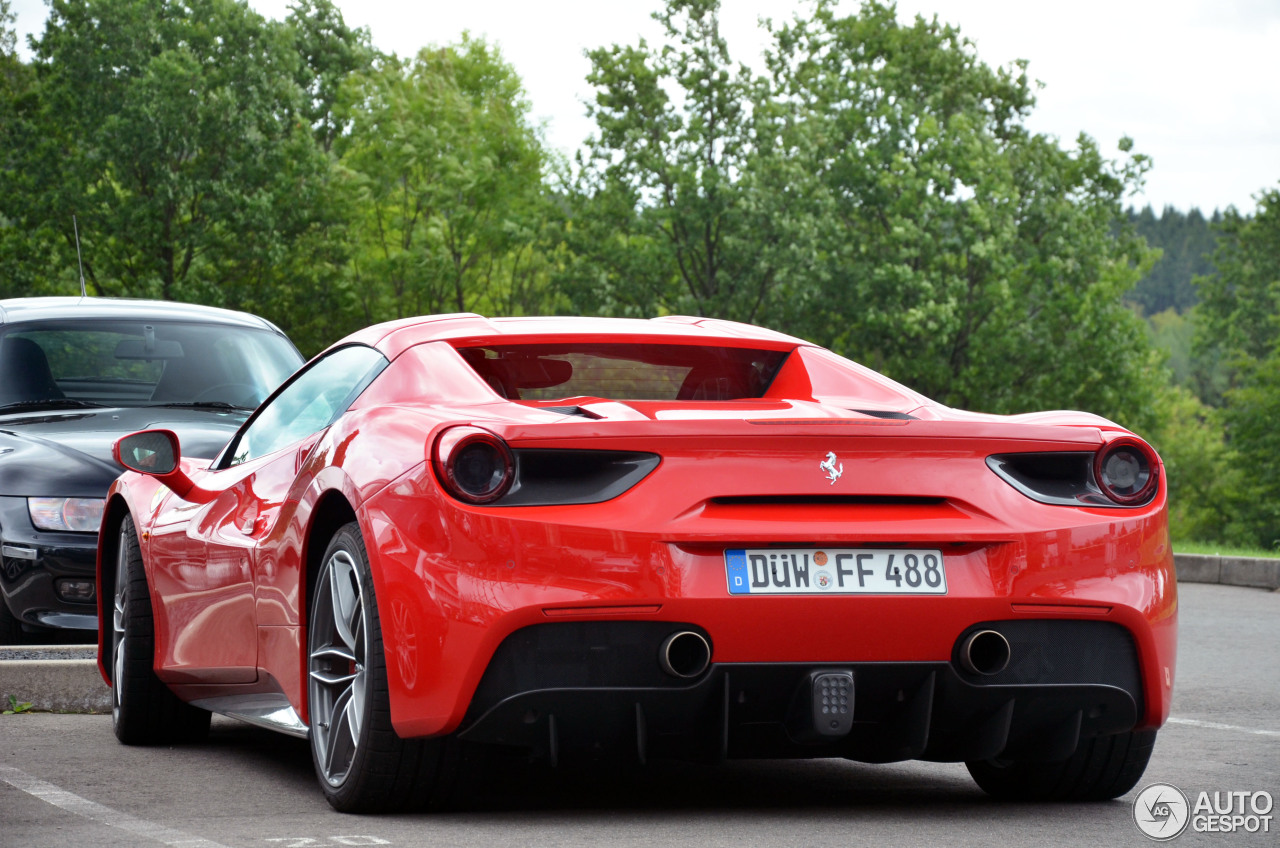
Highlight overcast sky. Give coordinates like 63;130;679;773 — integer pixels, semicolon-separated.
11;0;1279;214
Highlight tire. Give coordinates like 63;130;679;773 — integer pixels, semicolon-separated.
966;729;1157;801
307;522;456;813
111;516;210;744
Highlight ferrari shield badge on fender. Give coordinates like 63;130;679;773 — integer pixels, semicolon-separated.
820;451;843;484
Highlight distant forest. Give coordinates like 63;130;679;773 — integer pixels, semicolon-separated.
1126;206;1222;316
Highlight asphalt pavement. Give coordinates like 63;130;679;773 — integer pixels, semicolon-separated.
0;581;1277;848
4;553;1275;714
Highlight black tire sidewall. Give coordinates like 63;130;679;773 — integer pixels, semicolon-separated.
112;516;152;742
111;515;210;744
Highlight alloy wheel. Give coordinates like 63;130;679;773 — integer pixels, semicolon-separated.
111;524;129;723
308;548;369;787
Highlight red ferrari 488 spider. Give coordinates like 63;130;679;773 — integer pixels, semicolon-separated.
96;314;1176;812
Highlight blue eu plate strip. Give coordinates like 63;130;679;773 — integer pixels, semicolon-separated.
725;549;750;594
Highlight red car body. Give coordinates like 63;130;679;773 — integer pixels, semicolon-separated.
97;314;1176;811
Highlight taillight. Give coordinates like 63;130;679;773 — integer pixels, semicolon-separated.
432;426;514;504
988;438;1160;508
1094;437;1158;506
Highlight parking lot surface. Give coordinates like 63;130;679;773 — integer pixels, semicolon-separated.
1;582;1277;848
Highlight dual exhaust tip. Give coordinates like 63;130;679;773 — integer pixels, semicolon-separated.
958;629;1011;676
656;627;1009;679
659;631;712;678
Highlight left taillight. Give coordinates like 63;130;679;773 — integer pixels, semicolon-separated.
432;426;515;504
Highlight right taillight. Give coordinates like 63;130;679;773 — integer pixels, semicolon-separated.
1093;437;1158;506
432;426;515;504
988;439;1160;508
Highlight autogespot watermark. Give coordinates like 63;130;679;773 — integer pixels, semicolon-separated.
1133;783;1274;840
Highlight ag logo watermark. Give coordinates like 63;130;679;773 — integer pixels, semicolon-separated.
1134;783;1190;840
1134;783;1274;840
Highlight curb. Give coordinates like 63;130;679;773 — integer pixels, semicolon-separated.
0;647;108;713
1;554;1276;715
1174;553;1280;590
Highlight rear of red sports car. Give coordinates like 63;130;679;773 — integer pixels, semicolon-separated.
97;314;1174;812
345;317;1175;805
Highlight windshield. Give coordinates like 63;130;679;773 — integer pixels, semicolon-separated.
0;320;303;411
457;343;790;401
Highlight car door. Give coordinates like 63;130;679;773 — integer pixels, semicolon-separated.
148;460;261;683
196;345;389;659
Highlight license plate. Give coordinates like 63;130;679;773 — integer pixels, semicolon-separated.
725;548;947;595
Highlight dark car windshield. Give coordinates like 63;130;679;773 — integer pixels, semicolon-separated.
0;320;302;411
457;343;790;401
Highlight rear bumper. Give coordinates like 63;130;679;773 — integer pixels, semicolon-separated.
360;463;1177;743
457;619;1143;765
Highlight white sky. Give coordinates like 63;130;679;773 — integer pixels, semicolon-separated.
10;0;1280;214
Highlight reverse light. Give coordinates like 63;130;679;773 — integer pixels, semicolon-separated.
28;497;106;532
1094;438;1158;505
432;426;515;504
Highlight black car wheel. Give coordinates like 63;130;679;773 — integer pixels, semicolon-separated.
966;729;1157;801
307;522;456;812
111;516;210;744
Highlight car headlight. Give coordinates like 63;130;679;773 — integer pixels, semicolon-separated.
27;497;107;532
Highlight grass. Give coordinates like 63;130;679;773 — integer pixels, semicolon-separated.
1173;541;1280;559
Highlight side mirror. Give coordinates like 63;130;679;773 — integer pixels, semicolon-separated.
113;429;216;504
116;430;179;474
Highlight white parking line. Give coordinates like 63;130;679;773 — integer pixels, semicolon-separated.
1167;717;1280;738
0;765;233;848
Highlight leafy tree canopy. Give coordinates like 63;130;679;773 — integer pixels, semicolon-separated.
569;0;1160;432
1190;188;1280;546
335;36;550;323
2;0;367;351
563;0;799;324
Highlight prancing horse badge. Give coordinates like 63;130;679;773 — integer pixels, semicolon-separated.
820;451;843;485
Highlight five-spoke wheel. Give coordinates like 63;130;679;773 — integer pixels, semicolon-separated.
309;545;369;787
306;522;455;812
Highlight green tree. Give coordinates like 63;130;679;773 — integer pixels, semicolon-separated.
0;0;55;299
1193;187;1280;546
765;1;1159;430
286;0;374;153
335;36;549;321
564;0;801;322
0;0;10;48
1147;306;1228;406
4;0;353;352
1196;190;1280;365
1143;380;1230;543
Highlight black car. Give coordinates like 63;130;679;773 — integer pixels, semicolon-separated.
0;297;303;644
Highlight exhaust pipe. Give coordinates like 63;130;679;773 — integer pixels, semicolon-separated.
659;631;712;678
959;629;1011;676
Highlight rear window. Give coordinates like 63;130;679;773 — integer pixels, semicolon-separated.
457;343;789;401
